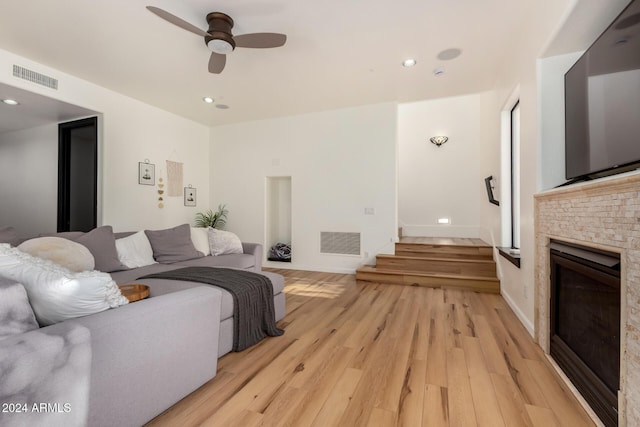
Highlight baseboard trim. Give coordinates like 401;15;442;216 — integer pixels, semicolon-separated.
500;289;535;338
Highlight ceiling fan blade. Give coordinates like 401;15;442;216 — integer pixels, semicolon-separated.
234;33;287;48
146;6;208;37
208;52;226;74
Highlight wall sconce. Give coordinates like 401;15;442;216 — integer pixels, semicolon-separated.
430;136;448;147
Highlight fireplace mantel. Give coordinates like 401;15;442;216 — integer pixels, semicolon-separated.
534;172;640;427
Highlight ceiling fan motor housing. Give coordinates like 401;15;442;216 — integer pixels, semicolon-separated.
205;12;235;53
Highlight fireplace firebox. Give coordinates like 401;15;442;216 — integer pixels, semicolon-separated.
549;240;620;427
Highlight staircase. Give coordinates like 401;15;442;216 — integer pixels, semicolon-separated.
355;237;500;293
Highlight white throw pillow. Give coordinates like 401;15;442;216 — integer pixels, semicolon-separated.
115;231;157;268
208;228;243;256
0;244;128;326
190;227;211;256
18;237;95;272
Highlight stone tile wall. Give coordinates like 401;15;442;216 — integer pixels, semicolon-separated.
535;173;640;426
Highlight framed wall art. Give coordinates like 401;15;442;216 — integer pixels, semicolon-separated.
184;186;197;207
138;160;155;185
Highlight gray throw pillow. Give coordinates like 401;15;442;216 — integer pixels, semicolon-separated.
72;226;128;272
145;224;204;263
0;226;20;247
0;280;40;339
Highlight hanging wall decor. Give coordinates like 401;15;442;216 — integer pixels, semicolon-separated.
184;185;197;207
158;176;165;209
138;160;155;185
166;160;183;196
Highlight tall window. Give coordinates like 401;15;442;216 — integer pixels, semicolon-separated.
500;96;520;260
510;101;520;249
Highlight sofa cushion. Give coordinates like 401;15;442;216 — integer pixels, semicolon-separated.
208;228;243;256
72;226;128;273
0;322;92;427
109;263;181;285
0;280;39;340
18;237;95;272
145;224;204;263
173;254;255;270
190;227;211;256
115;231;157;269
0;244;128;326
0;226;20;247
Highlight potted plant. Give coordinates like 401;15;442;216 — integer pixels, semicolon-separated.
194;204;228;229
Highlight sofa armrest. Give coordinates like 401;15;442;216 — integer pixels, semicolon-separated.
68;286;222;427
242;242;263;271
0;322;92;427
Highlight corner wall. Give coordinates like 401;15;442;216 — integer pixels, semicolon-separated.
210;103;398;273
481;0;574;334
0;49;210;233
398;93;492;238
0;124;58;235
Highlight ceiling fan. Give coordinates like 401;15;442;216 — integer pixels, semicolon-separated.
146;6;287;74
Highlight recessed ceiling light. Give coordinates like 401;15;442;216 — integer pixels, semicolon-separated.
402;58;417;67
433;67;445;76
216;104;229;109
202;97;214;104
2;99;19;105
437;48;462;61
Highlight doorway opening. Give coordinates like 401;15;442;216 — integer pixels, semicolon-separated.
266;176;292;263
57;117;98;232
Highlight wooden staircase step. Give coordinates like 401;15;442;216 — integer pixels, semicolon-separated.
375;254;497;278
395;242;493;260
355;265;500;294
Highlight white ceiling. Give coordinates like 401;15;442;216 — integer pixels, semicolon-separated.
0;83;97;134
0;0;633;129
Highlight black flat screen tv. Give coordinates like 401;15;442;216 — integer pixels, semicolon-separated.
564;0;640;181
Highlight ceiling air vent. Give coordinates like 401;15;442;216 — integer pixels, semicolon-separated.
320;232;361;256
13;65;58;90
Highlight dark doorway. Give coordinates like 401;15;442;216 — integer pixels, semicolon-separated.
57;117;97;232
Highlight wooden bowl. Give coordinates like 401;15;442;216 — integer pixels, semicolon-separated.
118;284;150;302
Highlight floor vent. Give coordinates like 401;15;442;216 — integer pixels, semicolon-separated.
320;232;361;256
13;65;58;90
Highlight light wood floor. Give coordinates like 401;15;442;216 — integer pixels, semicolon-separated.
147;269;594;427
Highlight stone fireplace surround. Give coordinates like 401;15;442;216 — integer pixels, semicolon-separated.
535;172;640;427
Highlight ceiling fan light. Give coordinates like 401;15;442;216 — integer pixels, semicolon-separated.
207;38;234;54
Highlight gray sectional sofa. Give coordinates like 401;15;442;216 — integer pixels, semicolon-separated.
0;225;286;427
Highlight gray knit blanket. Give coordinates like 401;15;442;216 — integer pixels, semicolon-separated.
138;267;284;351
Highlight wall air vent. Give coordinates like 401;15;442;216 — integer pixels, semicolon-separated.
13;65;58;90
320;232;361;256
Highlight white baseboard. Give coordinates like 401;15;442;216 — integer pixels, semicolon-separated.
500;289;535;338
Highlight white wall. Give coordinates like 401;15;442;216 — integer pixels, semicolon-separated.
0;124;58;235
266;176;292;250
210;103;397;273
538;52;583;190
398;93;491;237
0;49;210;233
479;0;578;334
